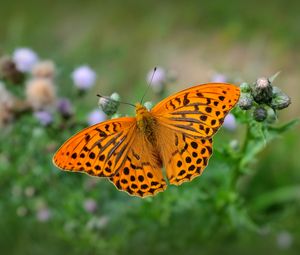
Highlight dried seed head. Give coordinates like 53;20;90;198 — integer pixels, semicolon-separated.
252;77;273;104
0;56;24;84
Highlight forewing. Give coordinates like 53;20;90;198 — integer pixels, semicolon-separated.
151;83;240;138
53;117;136;177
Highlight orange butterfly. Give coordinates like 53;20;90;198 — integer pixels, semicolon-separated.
53;83;240;197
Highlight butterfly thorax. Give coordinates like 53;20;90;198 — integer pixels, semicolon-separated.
135;103;157;145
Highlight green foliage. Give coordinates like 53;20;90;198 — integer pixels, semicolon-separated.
0;63;299;255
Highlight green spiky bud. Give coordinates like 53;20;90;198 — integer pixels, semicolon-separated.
98;92;120;116
270;86;291;110
253;106;267;122
266;107;277;124
252;77;273;104
240;82;251;93
238;92;253;110
144;101;153;110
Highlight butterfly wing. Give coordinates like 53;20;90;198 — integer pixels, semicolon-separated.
152;83;240;185
53;117;137;177
53;117;167;197
152;83;240;138
109;129;167;197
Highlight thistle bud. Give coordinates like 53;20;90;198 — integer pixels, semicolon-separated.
238;93;253;110
98;93;120;116
270;86;291;110
144;101;153;110
253;106;267;122
240;82;251;93
252;77;273;104
266;107;277;124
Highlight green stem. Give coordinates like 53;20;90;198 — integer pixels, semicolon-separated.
229;123;252;190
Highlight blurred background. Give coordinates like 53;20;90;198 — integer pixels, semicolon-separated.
0;0;299;254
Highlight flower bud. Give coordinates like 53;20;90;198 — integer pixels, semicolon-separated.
238;93;253;110
253;106;267;122
270;86;291;110
252;77;273;104
98;93;120;116
240;82;251;93
266;107;277;124
144;101;153;110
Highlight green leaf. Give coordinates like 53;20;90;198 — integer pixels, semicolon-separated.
268;118;300;134
251;185;300;211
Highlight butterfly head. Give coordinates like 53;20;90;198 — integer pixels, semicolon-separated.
135;103;149;116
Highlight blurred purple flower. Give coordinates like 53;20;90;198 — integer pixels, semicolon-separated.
12;48;39;72
57;98;73;118
211;73;227;83
223;113;237;131
36;208;51;222
34;111;53;126
87;109;107;126
83;198;97;213
71;65;96;90
147;67;166;93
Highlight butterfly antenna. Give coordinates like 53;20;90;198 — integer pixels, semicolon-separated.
97;94;135;107
140;66;157;104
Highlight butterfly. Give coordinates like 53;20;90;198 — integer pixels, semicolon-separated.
53;83;240;197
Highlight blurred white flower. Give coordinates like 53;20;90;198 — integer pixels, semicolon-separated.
83;198;97;213
87;109;107;126
277;231;293;250
34;111;53;126
86;216;109;230
16;206;28;217
71;65;96;90
211;73;227;83
11;185;22;198
147;67;166;93
223;113;237;131
12;48;39;72
24;186;35;197
229;139;239;150
36;207;51;222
